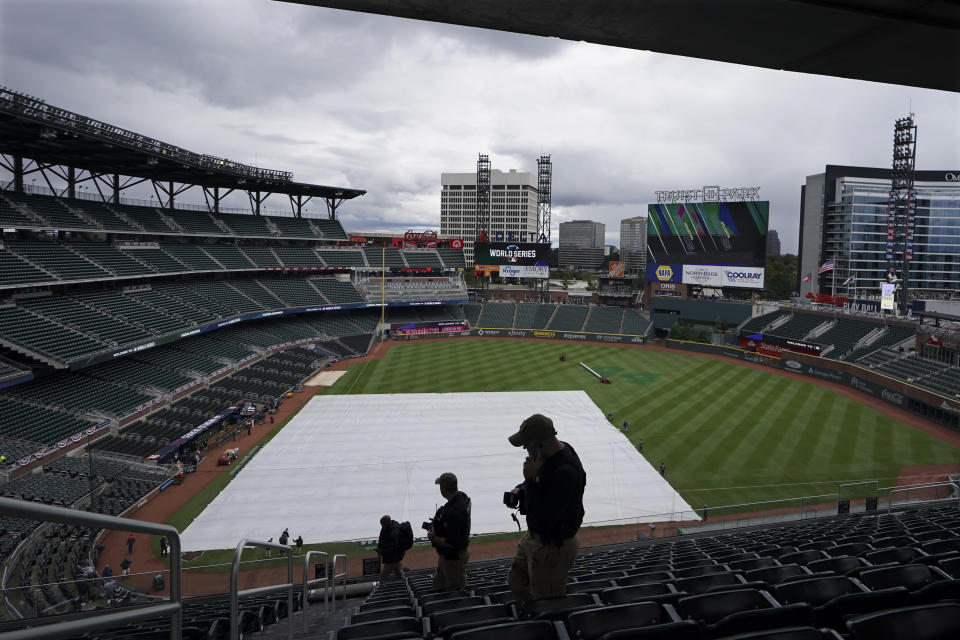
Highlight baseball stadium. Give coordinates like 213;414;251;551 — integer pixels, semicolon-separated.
2;3;960;640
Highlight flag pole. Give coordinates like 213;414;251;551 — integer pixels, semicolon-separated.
832;264;836;297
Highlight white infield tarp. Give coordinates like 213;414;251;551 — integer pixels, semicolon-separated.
181;391;697;551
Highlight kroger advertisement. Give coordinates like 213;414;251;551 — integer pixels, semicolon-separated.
647;263;765;289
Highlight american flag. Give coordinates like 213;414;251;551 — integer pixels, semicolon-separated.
842;275;856;285
818;260;835;275
802;273;812;283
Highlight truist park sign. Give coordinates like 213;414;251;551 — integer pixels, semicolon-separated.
656;186;760;204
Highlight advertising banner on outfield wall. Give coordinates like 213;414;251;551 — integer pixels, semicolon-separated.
469;328;645;344
498;264;550;279
682;265;723;287
721;266;765;289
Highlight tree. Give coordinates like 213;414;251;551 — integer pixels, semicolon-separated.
765;254;798;300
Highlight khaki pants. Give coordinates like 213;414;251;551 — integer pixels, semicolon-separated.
380;562;403;580
433;549;469;590
508;532;579;604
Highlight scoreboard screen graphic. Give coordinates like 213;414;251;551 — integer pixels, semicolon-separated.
647;201;768;268
473;242;551;267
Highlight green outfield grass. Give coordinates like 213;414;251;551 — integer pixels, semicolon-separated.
319;339;960;513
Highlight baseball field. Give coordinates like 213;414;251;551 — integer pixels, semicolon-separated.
318;339;960;513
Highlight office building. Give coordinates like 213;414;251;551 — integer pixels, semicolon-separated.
619;215;648;275
559;220;605;269
767;229;781;257
799;165;960;299
440;168;539;265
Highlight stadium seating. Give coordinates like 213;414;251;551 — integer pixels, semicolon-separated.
0;306;106;361
0;247;51;285
66;199;139;232
201;243;256;269
514;303;539;329
622;309;648;335
163;209;228;235
19;295;150;347
273;245;323;268
740;310;791;334
266;215;318;238
122;247;187;273
0;194;42;228
534;304;557;329
364;247;406;268
816;318;882;358
438;248;467;269
3;192;96;230
311;218;349;240
319;249;367;267
70;243;155;276
477;302;515;328
6;240;110;280
159;243;223;271
217;212;275;236
584;306;623;334
765;313;831;341
260;276;327;307
108;203;176;233
238;244;280;268
404;250;444;269
548;305;589;331
311;278;366;304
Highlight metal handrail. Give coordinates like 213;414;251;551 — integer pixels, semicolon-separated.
302;551;329;632
0;496;181;640
887;481;960;512
228;539;293;640
331;554;347;610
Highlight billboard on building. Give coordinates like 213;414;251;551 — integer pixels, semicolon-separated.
647;201;769;267
721;266;765;289
499;265;549;279
473;242;551;267
682;265;722;287
646;264;681;283
609;261;625;277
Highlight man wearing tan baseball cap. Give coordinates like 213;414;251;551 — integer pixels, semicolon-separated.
506;413;586;604
426;472;472;589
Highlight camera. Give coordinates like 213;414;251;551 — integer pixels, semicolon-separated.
503;486;526;514
421;519;433;530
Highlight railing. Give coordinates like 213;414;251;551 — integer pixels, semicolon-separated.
302;550;329;632
228;539;293;640
331;554;347;610
0;497;181;640
888;482;960;512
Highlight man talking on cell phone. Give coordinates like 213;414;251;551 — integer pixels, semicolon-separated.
505;413;586;604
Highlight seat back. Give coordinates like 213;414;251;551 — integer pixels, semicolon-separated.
566;602;665;640
847;602;960;640
448;620;560;640
773;576;862;606
336;616;420;640
677;588;769;624
858;564;941;592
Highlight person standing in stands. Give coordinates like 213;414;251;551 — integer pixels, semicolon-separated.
376;515;405;579
660;461;666;476
506;413;586;605
126;533;136;554
294;535;303;555
428;472;471;589
120;557;131;577
279;528;289;546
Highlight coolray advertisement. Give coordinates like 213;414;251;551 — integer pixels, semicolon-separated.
646;263;682;283
682;264;722;287
498;264;550;279
473;242;551;267
647;201;768;267
721;266;765;289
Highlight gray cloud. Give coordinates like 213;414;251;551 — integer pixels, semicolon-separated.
2;0;959;255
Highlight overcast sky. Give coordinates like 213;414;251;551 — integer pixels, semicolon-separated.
2;0;959;253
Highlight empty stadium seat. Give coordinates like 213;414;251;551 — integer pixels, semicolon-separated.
846;602;960;640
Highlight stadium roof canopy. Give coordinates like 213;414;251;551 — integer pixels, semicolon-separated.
0;87;364;210
281;0;960;93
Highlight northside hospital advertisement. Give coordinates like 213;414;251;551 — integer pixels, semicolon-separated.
646;200;769;289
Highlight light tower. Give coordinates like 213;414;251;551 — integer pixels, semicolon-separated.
884;115;918;314
475;153;491;299
537;155;553;300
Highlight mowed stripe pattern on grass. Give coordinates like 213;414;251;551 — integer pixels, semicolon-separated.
322;339;960;511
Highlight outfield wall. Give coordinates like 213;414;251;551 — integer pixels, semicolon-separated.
392;328;647;344
666;339;960;432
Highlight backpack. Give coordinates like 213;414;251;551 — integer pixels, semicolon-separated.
397;521;414;552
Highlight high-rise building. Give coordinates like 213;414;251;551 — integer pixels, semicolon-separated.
440;168;539;265
766;229;781;257
619;215;648;275
559;220;605;269
798;165;960;299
